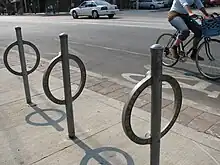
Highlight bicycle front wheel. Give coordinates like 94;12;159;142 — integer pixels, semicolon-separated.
156;33;179;67
196;38;220;80
122;75;182;145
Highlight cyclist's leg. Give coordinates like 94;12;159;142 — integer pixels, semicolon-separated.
169;16;190;58
184;16;204;61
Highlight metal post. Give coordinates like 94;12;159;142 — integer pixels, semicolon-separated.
37;0;40;13
20;0;24;14
24;0;27;13
59;33;75;139
15;27;32;104
136;0;139;10
150;44;163;165
120;0;123;9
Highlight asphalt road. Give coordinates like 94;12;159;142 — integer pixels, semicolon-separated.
0;10;220;111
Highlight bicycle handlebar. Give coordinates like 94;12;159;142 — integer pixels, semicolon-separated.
190;12;220;21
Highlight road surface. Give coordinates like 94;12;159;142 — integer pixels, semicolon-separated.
0;10;220;111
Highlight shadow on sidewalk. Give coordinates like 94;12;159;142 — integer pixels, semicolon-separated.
25;104;66;132
72;137;135;165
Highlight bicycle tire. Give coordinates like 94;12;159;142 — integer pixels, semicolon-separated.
196;38;220;80
156;33;179;67
122;74;182;145
43;53;86;105
3;41;40;76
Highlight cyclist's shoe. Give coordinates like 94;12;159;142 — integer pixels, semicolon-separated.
169;46;179;59
190;49;204;61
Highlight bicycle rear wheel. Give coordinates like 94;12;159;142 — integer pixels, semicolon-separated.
156;33;179;67
196;38;220;80
122;74;182;145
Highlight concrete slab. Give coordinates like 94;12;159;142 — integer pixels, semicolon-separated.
1;62;220;165
31;117;220;165
80;88;220;152
0;86;122;165
0;68;63;106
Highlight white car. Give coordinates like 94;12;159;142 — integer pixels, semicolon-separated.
139;0;165;9
69;0;119;19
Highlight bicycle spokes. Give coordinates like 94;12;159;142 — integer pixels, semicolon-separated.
164;47;170;56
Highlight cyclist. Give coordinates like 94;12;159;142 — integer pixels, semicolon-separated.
168;0;210;61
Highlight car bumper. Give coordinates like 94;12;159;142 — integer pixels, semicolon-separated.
99;9;119;15
157;4;164;8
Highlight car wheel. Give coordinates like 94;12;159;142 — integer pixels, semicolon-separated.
92;10;99;19
72;11;78;19
150;5;155;9
108;14;114;19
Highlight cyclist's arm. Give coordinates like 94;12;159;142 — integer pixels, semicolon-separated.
179;0;194;15
194;0;209;17
199;7;209;17
184;5;194;15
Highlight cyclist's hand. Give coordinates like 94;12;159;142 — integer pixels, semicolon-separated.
204;14;211;19
189;13;198;19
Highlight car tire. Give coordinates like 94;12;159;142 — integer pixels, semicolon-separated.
108;14;114;19
150;5;155;9
72;11;78;19
92;10;99;19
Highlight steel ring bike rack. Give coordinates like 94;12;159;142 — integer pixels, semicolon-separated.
42;33;86;138
3;26;40;104
4;40;40;76
43;52;86;105
122;74;182;145
122;44;183;165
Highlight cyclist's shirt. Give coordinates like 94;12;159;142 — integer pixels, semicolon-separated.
168;0;204;21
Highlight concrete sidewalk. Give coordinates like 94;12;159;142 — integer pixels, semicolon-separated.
1;50;220;165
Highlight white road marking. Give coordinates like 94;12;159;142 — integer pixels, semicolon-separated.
121;72;220;98
121;73;145;83
64;21;173;29
122;64;220;98
0;17;173;30
68;40;148;57
68;40;220;70
193;81;211;90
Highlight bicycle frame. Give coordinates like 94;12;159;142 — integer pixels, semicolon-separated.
170;31;203;56
172;32;217;61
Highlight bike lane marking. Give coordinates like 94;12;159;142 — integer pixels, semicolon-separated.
121;65;220;99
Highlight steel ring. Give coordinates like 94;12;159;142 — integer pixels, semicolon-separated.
122;74;182;145
3;40;40;76
42;53;86;105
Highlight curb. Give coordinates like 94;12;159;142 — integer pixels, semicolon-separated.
23;12;70;16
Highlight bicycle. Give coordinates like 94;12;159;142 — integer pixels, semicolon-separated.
156;13;220;80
